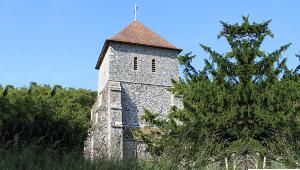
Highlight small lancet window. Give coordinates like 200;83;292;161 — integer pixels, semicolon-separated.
152;59;156;72
134;57;138;70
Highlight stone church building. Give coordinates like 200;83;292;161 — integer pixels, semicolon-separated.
85;20;182;160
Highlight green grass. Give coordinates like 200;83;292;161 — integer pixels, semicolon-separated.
0;148;136;170
0;147;181;170
0;147;296;170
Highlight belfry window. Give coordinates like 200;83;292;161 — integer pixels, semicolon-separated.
134;57;138;70
152;59;156;72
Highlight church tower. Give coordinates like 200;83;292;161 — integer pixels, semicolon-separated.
86;20;182;160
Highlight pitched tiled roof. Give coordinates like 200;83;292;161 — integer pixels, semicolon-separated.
95;20;181;69
110;20;180;50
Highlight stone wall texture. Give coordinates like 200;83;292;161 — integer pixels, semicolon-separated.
109;42;179;86
98;46;112;93
85;43;181;160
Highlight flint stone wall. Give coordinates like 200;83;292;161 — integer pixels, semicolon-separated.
98;46;111;93
109;42;179;86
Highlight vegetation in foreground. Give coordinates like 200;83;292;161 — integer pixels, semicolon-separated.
0;147;133;170
0;83;96;151
0;147;291;170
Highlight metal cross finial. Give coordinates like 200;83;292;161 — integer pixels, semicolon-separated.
134;4;138;20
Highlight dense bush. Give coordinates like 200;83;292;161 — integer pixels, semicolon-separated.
0;82;97;151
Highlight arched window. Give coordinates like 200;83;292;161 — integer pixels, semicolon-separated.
134;57;138;70
152;59;156;72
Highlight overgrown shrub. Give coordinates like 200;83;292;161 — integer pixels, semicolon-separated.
0;82;97;152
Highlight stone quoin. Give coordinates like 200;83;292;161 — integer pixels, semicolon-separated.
84;20;182;160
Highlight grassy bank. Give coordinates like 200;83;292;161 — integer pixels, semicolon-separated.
0;147;140;170
0;147;184;170
0;147;295;170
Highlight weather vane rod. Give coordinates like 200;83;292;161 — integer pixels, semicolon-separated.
134;4;138;20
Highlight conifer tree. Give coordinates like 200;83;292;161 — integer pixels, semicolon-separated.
139;17;300;169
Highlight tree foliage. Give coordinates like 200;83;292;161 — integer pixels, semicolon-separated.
139;17;300;168
0;82;96;151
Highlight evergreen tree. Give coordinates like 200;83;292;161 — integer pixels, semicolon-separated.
139;17;300;168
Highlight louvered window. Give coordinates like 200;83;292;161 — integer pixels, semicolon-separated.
134;57;138;70
152;59;156;72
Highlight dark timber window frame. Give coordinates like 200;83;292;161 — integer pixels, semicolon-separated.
152;59;156;72
134;57;138;71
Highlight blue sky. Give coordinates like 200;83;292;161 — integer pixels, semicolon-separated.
0;0;299;90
